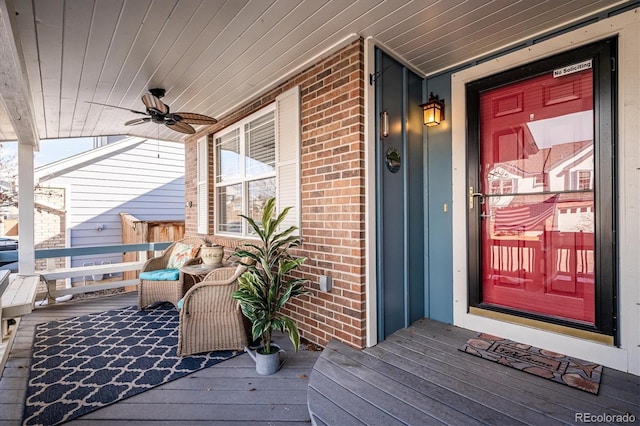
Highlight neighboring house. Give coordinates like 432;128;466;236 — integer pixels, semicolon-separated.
34;137;185;276
33;187;66;271
182;7;639;376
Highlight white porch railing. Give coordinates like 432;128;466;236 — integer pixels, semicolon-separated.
0;242;172;303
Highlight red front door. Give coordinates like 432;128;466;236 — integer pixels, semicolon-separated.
477;66;595;324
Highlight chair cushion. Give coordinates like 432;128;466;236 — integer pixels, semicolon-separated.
177;297;184;310
139;269;180;281
166;243;200;269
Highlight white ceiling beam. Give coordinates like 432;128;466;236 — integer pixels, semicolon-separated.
0;0;39;148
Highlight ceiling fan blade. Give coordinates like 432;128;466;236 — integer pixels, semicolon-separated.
125;117;151;126
142;93;169;114
172;112;218;125
85;101;147;115
166;121;195;134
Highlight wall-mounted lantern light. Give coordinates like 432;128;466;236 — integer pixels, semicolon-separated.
381;110;389;137
420;92;445;127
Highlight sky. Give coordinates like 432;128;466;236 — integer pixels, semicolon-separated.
1;137;94;168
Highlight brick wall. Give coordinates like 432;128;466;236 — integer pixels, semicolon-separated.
34;187;66;272
184;39;366;349
184;139;199;234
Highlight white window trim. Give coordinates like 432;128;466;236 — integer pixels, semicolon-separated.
196;136;208;235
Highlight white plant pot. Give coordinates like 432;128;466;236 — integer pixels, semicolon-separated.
200;245;224;267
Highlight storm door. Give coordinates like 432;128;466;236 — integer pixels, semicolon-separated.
466;39;617;339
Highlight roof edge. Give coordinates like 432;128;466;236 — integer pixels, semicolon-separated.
34;136;148;182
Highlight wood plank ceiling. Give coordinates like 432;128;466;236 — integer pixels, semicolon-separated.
0;0;633;143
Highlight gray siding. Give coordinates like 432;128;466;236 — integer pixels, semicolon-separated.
38;139;185;271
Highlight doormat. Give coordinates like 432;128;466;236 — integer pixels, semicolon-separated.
22;304;241;425
459;333;602;394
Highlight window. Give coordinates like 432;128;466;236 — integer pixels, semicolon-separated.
571;170;593;190
215;107;276;235
211;86;300;237
489;178;516;195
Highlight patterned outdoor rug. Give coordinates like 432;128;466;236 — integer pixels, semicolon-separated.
22;304;241;425
459;333;603;394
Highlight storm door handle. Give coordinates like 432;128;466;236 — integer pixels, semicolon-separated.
468;186;485;210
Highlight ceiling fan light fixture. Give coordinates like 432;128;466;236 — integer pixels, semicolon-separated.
93;88;217;135
148;88;166;98
150;114;165;124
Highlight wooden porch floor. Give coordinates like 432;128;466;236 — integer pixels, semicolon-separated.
309;319;640;425
0;291;320;425
1;291;638;425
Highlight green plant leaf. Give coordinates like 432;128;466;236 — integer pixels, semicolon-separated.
260;198;276;237
271;317;284;330
272;204;291;228
239;213;265;239
233;247;262;264
276;279;308;310
280;316;300;351
272;226;299;244
252;319;269;342
279;257;306;276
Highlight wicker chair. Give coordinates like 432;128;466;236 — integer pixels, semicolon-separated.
177;265;250;356
137;236;206;310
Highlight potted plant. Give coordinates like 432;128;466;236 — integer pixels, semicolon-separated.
200;241;224;267
231;198;308;375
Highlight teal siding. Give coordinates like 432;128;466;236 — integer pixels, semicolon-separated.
425;73;453;324
406;70;425;324
375;50;424;340
376;50;452;333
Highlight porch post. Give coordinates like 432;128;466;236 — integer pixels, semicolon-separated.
363;37;378;347
18;142;35;275
0;0;40;275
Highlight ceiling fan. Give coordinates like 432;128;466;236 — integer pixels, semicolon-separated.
86;88;217;134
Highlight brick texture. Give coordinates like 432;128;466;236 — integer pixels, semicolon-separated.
34;188;66;288
184;39;366;349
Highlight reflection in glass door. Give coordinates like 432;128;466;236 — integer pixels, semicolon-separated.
478;63;595;324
